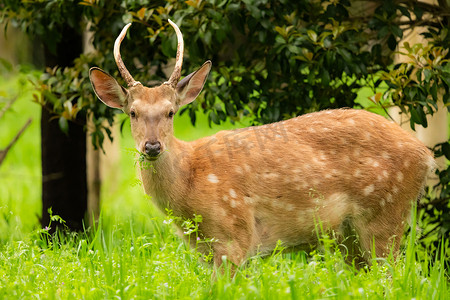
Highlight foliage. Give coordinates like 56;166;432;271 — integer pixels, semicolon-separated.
1;0;449;258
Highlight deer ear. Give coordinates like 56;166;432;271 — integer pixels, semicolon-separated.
176;61;211;106
89;67;128;109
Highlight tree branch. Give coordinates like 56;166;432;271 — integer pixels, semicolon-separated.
0;118;32;166
395;0;449;14
0;96;18;120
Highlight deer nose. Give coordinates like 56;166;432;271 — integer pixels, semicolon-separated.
145;141;161;157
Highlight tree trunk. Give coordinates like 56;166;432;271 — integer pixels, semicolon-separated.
41;108;87;230
40;26;87;231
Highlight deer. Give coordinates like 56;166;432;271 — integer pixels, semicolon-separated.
89;20;435;269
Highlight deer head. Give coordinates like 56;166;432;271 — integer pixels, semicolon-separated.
89;20;211;160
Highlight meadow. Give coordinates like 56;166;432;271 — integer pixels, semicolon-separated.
0;70;449;299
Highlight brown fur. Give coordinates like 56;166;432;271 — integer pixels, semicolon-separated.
137;107;434;266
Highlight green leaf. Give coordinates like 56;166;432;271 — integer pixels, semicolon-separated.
274;26;287;38
336;48;351;62
430;83;438;102
398;6;411;19
407;87;417;101
321;69;330;86
440;72;450;88
411;105;427;128
387;34;397;51
423;69;432;82
442;142;450;160
287;44;300;54
58;117;69;135
225;102;237;117
307;30;317;42
189;108;197;126
391;26;403;39
209;110;220;125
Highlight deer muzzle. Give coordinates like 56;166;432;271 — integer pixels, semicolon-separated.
144;141;161;159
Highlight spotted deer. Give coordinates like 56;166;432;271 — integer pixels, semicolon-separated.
89;20;435;268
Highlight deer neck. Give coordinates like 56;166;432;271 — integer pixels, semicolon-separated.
139;136;192;211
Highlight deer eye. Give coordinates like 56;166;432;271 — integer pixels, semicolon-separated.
168;110;174;118
130;111;136;118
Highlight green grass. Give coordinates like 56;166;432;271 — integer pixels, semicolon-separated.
0;70;449;299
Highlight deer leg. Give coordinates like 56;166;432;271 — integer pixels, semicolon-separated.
212;240;249;276
354;214;406;265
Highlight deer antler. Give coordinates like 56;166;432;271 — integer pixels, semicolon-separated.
165;19;184;87
114;23;141;87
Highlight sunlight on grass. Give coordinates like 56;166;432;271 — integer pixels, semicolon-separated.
0;71;41;239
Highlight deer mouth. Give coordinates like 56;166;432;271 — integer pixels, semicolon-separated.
143;153;160;161
137;150;161;163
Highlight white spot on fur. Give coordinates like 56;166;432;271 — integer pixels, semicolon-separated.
386;193;393;203
328;193;348;203
235;166;243;174
264;173;279;179
244;197;254;205
382;152;390;160
393;186;399;194
396;172;404;182
223;195;229;202
220;208;227;216
382;170;389;178
312;157;323;165
300;181;308;189
230;200;238;208
373;161;380;168
207;174;219;183
285;204;295;211
298;209;315;222
363;184;375;196
243;164;251;172
229;189;237;198
403;160;410;167
380;199;386;207
347;119;356;125
354;169;362;177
